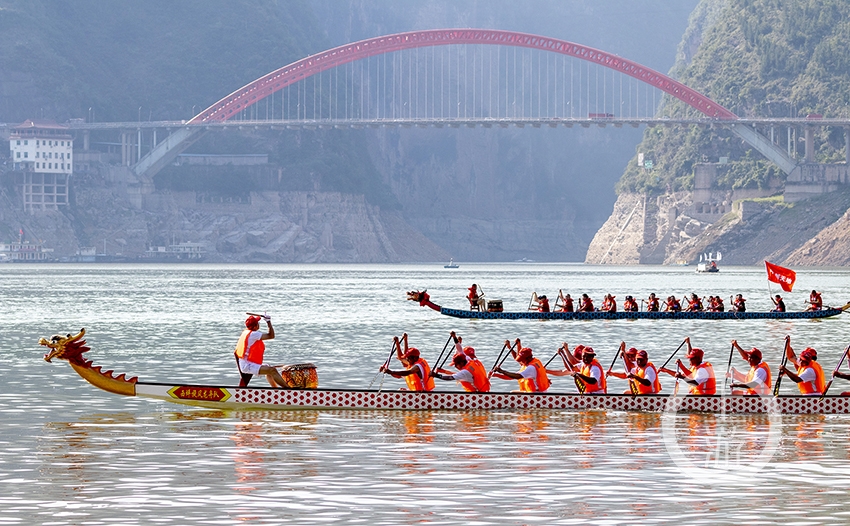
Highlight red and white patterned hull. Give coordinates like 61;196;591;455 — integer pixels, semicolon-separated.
134;383;850;414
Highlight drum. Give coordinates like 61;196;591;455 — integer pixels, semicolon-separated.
276;363;319;389
487;299;503;312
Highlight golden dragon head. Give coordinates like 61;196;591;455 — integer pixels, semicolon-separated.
40;328;90;366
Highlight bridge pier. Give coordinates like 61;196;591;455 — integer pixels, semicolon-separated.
846;126;849;165
805;126;815;163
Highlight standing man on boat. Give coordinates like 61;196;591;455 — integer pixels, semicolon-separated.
492;345;550;392
728;340;772;395
659;338;716;395
381;334;435;391
234;314;290;388
779;344;825;396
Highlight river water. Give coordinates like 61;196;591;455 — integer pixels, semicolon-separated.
2;263;850;524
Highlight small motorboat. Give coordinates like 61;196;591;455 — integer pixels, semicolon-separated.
444;258;459;269
696;251;721;273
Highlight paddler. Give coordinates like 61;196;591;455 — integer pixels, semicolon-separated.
550;346;606;394
628;350;662;394
433;332;490;392
606;344;639;393
646;293;660;312
234;314;290;388
492;343;551;392
728;340;772;395
805;290;823;311
557;291;574;312
578;294;594;312
779;344;825;396
659;337;716;395
686;293;704;312
380;333;435;391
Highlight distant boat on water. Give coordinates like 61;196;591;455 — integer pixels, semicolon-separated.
444;258;459;269
696;251;721;273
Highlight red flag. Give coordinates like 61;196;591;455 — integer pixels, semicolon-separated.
765;261;796;292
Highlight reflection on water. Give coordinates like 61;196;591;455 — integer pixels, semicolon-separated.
4;264;850;524
19;409;850;525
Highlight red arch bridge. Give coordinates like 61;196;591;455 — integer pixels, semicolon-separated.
67;29;850;178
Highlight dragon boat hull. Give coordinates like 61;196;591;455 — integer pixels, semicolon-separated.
437;306;846;320
92;381;850;414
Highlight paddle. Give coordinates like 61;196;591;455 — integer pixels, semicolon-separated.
660;339;687;397
433;334;455;373
489;340;515;376
544;345;564;368
773;336;791;397
620;346;638;396
369;339;400;390
822;344;850;397
722;342;735;392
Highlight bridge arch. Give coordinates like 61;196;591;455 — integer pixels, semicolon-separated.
192;28;738;124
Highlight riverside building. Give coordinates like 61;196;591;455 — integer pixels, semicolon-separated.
9;120;73;211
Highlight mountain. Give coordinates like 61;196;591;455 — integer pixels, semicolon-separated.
586;0;850;266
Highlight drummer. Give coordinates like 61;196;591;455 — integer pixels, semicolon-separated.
380;334;435;391
234;314;290;388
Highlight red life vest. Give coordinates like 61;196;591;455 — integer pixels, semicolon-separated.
634;363;661;394
234;329;265;365
459;359;491;392
689;362;716;395
797;362;825;395
404;358;435;392
580;359;607;394
745;362;772;396
518;358;551;392
647;298;659;311
563;298;574;312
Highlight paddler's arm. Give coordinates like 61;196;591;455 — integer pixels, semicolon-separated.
494;367;522;380
381;366;419;379
627;373;652;387
260;316;274;340
833;371;850;381
779;365;803;383
731;340;748;361
607;370;628;380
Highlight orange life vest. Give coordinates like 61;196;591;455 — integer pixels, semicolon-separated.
518;358;551;392
745;362;772;396
234;329;265;365
404;358;435;392
689;362;716;395
459;359;491;392
797;361;826;395
580;359;607;394
634;363;661;394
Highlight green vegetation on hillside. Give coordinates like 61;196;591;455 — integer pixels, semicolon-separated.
617;0;850;195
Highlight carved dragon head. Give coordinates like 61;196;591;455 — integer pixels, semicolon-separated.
406;290;428;303
40;328;90;366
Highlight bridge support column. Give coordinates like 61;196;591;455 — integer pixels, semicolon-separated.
137;128;142;164
82;130;90;151
121;132;128;166
846;127;849;165
805;126;815;163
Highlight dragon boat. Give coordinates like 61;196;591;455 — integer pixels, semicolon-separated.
407;291;850;320
39;329;850;414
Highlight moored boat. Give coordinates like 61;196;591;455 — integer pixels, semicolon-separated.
407;291;849;320
40;329;850;414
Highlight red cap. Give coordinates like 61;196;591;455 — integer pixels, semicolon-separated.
626;347;638;356
404;348;420;361
245;316;261;329
452;354;468;368
517;347;533;362
636;350;648;358
573;345;585;360
800;348;817;361
583;347;595;356
749;348;762;362
463;346;476;359
686;347;704;361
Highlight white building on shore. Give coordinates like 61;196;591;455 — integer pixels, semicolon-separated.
9;120;73;212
